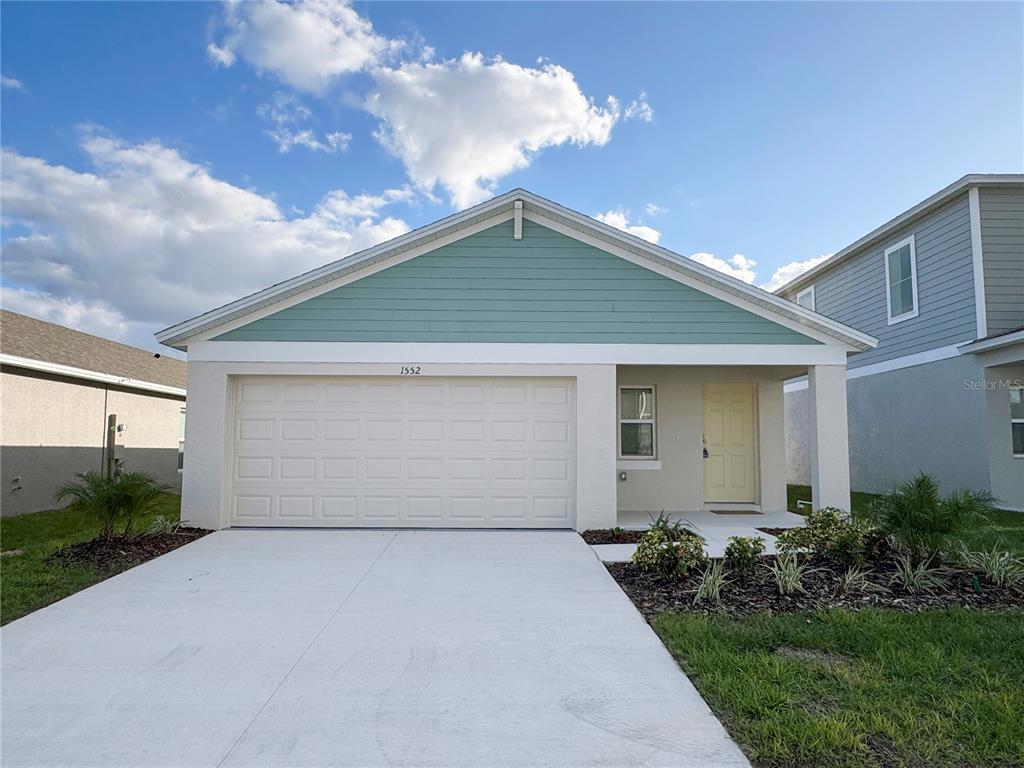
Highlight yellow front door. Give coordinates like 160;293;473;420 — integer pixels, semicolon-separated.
703;383;758;503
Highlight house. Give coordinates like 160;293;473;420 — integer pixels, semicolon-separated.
0;311;187;516
157;190;876;532
777;174;1024;511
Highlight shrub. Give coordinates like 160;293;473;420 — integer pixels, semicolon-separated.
646;510;697;541
767;553;810;595
865;473;998;565
632;528;707;577
693;560;730;605
959;543;1024;589
775;507;880;564
838;565;888;595
55;471;169;538
724;536;765;580
891;554;945;594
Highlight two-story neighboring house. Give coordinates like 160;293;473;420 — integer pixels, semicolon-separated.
778;174;1024;511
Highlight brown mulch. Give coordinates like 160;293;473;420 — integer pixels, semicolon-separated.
756;526;793;537
49;528;212;572
607;552;1024;619
581;529;644;544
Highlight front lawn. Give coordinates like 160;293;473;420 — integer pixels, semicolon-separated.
0;493;182;625
654;608;1024;768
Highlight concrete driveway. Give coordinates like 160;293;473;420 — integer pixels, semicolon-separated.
1;530;748;768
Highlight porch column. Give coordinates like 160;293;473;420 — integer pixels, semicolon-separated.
807;364;851;512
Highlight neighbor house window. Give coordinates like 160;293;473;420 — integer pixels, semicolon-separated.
1011;387;1024;458
619;386;656;458
885;235;919;324
796;285;815;311
178;408;186;470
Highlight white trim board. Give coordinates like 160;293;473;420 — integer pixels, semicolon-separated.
157;188;878;352
783;343;966;392
0;353;187;397
188;341;851;366
959;329;1024;355
968;187;988;339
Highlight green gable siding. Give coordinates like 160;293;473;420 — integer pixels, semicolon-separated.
216;221;820;344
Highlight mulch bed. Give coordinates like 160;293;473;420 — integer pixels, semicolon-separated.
49;528;212;572
581;529;644;544
607;551;1024;619
756;527;792;537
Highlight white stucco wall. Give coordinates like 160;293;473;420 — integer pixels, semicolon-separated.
181;361;619;531
615;366;788;514
1;369;185;516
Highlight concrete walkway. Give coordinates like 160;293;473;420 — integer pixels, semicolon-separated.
1;530;749;768
593;510;806;562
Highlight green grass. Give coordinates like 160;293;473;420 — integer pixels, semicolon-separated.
0;494;181;625
655;608;1024;768
787;484;881;517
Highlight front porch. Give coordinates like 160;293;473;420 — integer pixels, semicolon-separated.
607;363;851;532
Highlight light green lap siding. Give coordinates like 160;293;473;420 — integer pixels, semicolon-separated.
217;221;820;344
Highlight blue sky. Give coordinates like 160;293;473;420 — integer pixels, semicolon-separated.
2;1;1021;352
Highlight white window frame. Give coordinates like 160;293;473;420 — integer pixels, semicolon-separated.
884;235;919;325
1011;386;1024;458
796;285;816;311
618;385;657;461
178;407;186;472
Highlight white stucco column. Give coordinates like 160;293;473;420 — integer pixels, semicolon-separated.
807;364;851;512
574;365;618;531
181;362;230;530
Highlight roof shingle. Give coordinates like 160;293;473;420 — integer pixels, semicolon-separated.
0;311;186;390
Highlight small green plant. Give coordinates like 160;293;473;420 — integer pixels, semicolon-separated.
143;515;187;536
776;507;880;564
55;471;169;538
723;536;765;580
838;565;888;595
865;473;998;566
693;559;730;605
767;553;810;595
632;528;707;577
646;511;698;541
891;554;945;594
958;543;1024;589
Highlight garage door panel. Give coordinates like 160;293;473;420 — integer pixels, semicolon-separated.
230;377;576;528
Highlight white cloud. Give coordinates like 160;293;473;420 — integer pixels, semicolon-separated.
624;92;653;122
759;253;832;292
207;0;398;92
0;130;410;349
594;209;661;244
689;252;758;284
1;75;26;91
366;53;620;208
644;203;667;217
257;92;351;153
0;286;140;341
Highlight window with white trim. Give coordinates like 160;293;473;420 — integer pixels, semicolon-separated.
885;236;919;324
619;386;656;458
796;285;815;311
1011;387;1024;457
178;408;186;470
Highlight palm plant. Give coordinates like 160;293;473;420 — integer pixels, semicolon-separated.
55;471;169;538
864;473;998;566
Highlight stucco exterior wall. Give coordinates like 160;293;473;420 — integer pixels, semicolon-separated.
615;366;788;513
1;368;184;516
785;354;991;495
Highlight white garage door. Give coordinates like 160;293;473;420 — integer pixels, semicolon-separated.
230;376;576;528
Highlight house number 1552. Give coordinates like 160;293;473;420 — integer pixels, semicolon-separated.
400;366;421;375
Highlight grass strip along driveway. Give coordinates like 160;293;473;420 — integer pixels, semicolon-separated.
0;493;182;625
654;608;1024;768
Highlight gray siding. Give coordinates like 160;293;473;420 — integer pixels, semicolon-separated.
785;355;990;495
782;193;977;368
980;187;1024;335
